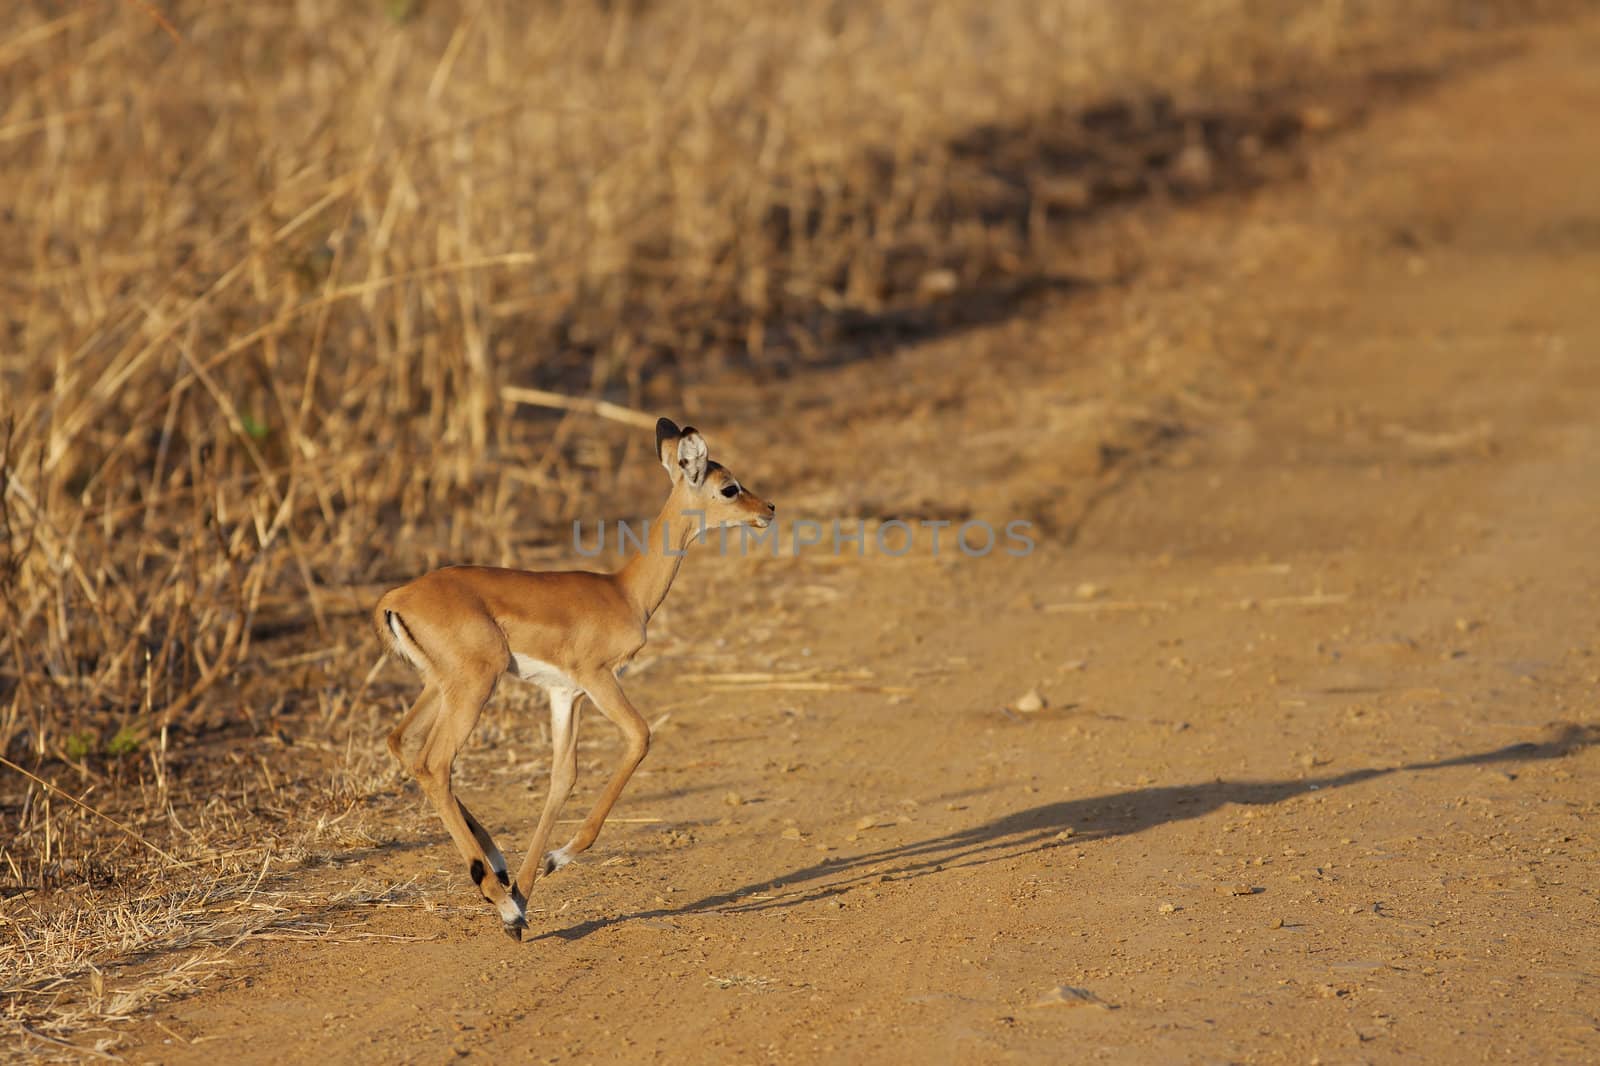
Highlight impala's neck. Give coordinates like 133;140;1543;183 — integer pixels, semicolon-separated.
615;486;703;622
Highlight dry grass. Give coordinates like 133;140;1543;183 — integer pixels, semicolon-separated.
5;867;443;1058
0;721;457;1057
0;0;1589;1053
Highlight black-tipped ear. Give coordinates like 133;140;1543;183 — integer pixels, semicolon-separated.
657;418;684;477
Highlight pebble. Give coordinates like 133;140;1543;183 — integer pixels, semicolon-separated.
1014;689;1046;713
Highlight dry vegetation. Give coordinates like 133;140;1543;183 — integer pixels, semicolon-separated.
0;0;1587;1053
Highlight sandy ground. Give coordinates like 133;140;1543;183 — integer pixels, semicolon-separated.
121;16;1600;1065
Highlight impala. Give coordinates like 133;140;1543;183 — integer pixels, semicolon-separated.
374;418;775;938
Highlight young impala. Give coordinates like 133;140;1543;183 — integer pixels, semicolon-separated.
374;418;775;939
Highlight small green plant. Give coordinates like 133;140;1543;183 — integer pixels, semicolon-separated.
63;731;97;762
107;725;142;758
239;411;270;441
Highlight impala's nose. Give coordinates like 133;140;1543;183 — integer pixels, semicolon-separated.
767;501;777;513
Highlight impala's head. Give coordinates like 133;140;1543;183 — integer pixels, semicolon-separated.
656;417;775;530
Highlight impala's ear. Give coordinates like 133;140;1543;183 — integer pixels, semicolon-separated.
675;427;708;486
656;417;681;474
656;417;707;484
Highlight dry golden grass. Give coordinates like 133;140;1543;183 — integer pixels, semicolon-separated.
5;869;442;1058
0;0;1588;1053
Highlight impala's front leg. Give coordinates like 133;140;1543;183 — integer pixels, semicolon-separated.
542;671;650;873
511;688;582;899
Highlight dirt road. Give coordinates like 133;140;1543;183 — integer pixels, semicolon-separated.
125;17;1600;1065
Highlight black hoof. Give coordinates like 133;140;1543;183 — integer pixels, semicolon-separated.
501;915;527;942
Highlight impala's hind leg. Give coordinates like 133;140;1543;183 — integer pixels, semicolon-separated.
389;681;504;886
387;685;440;766
412;669;527;939
457;799;510;891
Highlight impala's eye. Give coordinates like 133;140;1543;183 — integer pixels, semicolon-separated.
720;484;740;498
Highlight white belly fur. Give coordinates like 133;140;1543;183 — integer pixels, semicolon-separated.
510;653;579;692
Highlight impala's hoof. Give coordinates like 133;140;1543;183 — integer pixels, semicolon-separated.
541;847;575;877
494;887;527;941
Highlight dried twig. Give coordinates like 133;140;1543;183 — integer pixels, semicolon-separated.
1043;600;1174;614
0;756;185;868
501;386;659;430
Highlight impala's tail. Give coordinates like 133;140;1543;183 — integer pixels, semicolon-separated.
374;594;429;671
